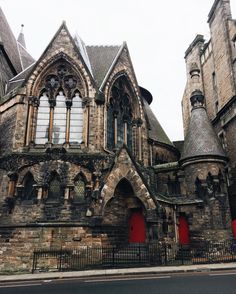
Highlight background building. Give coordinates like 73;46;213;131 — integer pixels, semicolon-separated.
0;0;234;272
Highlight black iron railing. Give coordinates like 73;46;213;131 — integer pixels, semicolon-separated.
32;241;236;273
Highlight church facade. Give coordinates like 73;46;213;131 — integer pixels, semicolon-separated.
0;0;235;272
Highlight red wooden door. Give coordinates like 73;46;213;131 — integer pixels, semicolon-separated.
129;211;146;243
179;216;190;245
232;220;236;238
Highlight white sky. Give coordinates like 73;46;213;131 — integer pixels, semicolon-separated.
0;0;235;141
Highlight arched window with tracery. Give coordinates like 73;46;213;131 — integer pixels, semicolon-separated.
48;172;64;201
33;62;85;146
107;76;133;151
22;172;37;200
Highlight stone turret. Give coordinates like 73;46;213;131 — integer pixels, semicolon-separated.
181;90;226;166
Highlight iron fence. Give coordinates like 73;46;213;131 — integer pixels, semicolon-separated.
32;241;236;273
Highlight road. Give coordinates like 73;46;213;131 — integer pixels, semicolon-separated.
1;271;236;294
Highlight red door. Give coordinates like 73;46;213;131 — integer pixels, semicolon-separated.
129;211;146;243
232;220;236;238
179;216;190;245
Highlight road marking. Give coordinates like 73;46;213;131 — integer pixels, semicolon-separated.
85;276;171;283
209;272;236;276
0;283;41;288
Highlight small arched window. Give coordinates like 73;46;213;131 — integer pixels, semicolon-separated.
73;175;85;202
23;173;37;200
48;172;64;201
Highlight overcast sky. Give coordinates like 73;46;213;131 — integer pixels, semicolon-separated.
0;0;235;141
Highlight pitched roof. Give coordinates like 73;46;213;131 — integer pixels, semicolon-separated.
181;91;226;162
0;7;22;73
143;99;173;146
86;45;121;86
17;42;35;70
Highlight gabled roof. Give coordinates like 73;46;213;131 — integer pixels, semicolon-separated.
0;7;22;73
86;45;121;87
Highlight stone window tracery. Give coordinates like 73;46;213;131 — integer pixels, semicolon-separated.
34;62;84;145
107;77;133;151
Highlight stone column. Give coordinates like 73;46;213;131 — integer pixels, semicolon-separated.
7;173;18;197
25;96;35;146
137;118;143;161
48;99;56;143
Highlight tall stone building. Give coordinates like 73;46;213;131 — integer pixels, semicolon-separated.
0;0;234;272
182;0;236;228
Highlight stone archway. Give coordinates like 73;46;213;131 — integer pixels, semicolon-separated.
102;178;146;244
101;148;157;213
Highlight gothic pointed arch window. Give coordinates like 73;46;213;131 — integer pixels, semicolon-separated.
73;174;86;203
33;62;85;146
22;172;37;200
48;172;64;201
107;76;133;151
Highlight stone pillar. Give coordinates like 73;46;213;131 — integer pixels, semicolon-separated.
7;172;18;197
25;96;35;146
137;118;143;161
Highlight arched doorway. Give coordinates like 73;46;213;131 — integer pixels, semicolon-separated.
179;215;190;245
129;209;146;243
103;178;146;244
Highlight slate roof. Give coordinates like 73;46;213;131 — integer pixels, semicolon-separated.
17;43;35;70
181;104;226;161
143;99;173;146
6;63;35;94
0;7;22;73
86;45;121;87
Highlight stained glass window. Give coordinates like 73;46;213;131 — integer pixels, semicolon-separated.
48;173;63;200
74;176;85;202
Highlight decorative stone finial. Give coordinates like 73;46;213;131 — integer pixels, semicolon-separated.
190;90;204;109
189;62;200;78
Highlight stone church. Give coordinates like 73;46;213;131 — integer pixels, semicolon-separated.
0;0;235;271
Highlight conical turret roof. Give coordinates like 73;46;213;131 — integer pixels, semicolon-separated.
181;90;226;163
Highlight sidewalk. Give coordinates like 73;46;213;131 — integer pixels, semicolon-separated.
1;263;236;283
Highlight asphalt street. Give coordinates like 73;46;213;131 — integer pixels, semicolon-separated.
1;271;236;294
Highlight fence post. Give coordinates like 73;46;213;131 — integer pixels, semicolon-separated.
164;244;167;265
59;249;63;272
112;247;115;267
32;251;37;273
181;245;184;265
